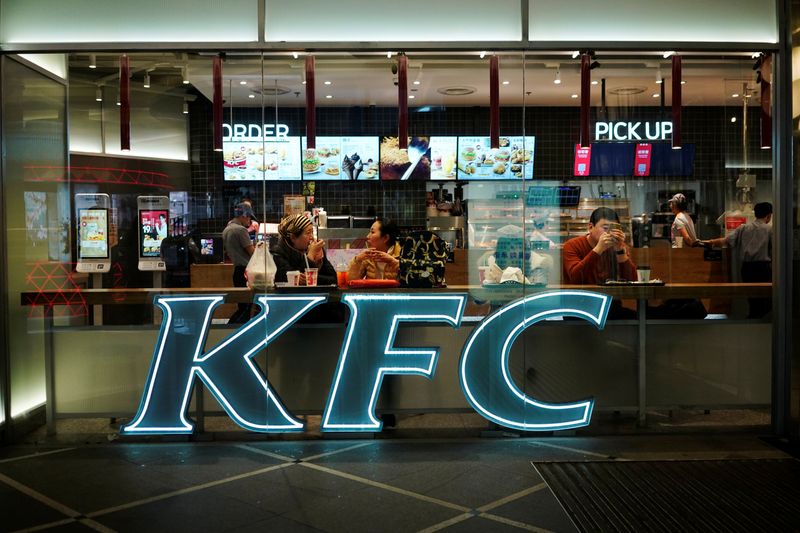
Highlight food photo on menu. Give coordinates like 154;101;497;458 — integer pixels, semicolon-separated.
222;138;302;181
301;137;380;180
456;136;535;179
379;136;431;180
429;137;458;180
78;208;109;259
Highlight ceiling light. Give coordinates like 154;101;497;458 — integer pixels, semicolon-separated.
732;93;740;98
324;80;332;85
239;80;247;85
554;69;561;85
182;66;189;84
502;80;510;85
116;94;121;106
89;54;97;69
95;87;102;102
731;116;737;123
680;80;686;85
745;94;752;98
143;73;150;88
663;51;675;59
652;93;660;98
302;80;306;85
656;68;662;84
479;51;486;59
409;95;415;99
293;52;299;59
571;51;579;59
248;94;255;99
326;95;333;99
571;94;578;98
413;80;421;85
183;101;189;114
591;80;598;85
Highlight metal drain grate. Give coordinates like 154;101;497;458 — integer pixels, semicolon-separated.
534;459;800;533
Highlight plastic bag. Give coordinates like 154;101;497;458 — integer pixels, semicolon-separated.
245;241;277;290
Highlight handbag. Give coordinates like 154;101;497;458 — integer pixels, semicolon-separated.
245;241;277;290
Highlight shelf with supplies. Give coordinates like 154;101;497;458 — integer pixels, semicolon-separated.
467;197;632;249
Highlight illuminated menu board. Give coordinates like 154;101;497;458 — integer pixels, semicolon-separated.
223;137;302;181
457;136;535;180
139;209;168;257
429;137;458;180
301;137;380;180
78;208;109;259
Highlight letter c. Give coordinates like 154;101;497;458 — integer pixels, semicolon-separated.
459;290;611;431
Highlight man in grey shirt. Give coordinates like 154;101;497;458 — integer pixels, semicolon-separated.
701;202;772;317
223;203;256;323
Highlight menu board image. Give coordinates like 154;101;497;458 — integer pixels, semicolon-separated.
139;209;169;257
457;136;535;180
429;137;458;180
379;136;431;180
301;137;380;180
200;238;214;256
78;208;109;259
223;137;302;181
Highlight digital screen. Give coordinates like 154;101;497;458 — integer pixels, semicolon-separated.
457;136;535;179
78;208;109;259
139;209;169;257
223;137;302;181
379;136;431;180
200;238;214;256
301;137;380;180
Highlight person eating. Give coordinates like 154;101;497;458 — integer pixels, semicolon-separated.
272;213;336;286
348;218;401;281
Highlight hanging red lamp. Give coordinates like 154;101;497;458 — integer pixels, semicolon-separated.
119;54;131;151
305;55;316;149
671;55;682;150
489;55;500;149
579;53;591;148
398;54;408;149
760;53;772;150
212;55;223;152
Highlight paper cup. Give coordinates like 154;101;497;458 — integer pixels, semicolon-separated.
287;270;301;286
637;267;651;282
305;267;318;287
674;236;684;248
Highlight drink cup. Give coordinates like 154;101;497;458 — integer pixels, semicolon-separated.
305;267;318;286
337;270;348;288
637;266;651;282
674;236;684;248
287;270;301;286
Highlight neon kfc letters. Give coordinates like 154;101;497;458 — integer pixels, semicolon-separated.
122;291;611;435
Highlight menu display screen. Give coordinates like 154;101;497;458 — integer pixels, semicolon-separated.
429;137;458;180
139;209;169;257
301;137;380;180
456;136;535;180
78;208;109;259
223;137;302;181
200;238;214;256
379;136;431;180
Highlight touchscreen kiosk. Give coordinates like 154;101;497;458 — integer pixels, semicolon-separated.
75;193;111;273
137;195;169;271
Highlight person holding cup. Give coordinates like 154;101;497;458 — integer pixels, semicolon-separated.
272;213;336;286
348;218;401;281
668;193;699;248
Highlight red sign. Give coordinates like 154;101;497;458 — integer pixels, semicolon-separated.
633;143;652;176
725;216;747;230
573;144;591;177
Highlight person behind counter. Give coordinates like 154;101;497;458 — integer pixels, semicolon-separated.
562;207;636;319
700;201;773;318
669;193;699;248
272;213;336;285
348;218;401;281
223;203;256;323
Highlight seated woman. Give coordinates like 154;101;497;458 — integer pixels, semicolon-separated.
272;213;336;285
348;218;401;280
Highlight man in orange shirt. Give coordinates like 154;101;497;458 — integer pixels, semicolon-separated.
562;207;637;318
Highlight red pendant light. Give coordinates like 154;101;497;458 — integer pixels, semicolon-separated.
212;55;223;152
580;53;591;148
305;55;316;150
489;55;500;149
398;54;408;149
119;54;131;151
760;53;772;150
671;55;682;150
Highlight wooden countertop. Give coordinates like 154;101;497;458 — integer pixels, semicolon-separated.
21;283;771;307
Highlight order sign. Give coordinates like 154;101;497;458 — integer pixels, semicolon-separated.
633;143;652;177
573;144;591;177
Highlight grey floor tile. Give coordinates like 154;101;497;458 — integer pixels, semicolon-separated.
0;446;74;463
0;482;71;531
0;444;285;513
230;514;326;532
433;515;532;532
239;440;375;460
34;520;101;532
488;485;577;533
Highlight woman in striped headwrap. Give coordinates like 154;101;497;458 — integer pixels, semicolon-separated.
271;213;336;285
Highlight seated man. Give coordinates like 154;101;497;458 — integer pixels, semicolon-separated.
562;207;637;318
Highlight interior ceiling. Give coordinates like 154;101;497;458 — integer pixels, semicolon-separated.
69;52;764;109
